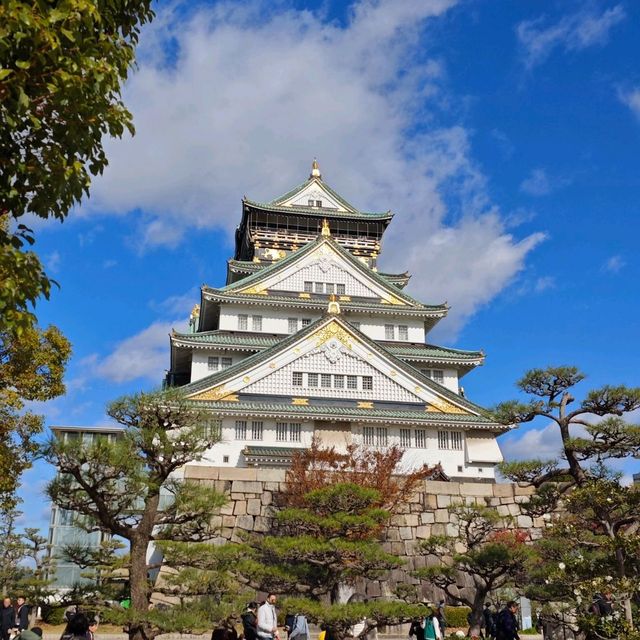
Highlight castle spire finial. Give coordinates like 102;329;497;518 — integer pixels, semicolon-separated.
310;158;322;180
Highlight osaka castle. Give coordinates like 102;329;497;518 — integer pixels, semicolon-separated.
167;161;506;480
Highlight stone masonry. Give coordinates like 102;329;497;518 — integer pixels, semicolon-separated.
184;466;542;601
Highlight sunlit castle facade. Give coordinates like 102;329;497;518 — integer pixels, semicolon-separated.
167;161;506;480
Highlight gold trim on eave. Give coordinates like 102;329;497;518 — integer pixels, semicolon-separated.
189;386;236;402
428;397;468;414
292;398;309;406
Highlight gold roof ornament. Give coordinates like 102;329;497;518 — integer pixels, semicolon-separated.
321;218;331;237
327;293;341;315
310;158;322;180
190;304;200;318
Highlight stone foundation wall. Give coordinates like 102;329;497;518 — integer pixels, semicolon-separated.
185;465;541;600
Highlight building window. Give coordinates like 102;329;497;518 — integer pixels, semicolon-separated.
398;325;408;341
252;315;262;331
362;376;373;391
376;427;388;447
304;281;313;293
451;431;463;450
302;318;312;327
223;455;229;463
321;374;332;388
438;431;449;449
238;314;248;330
308;373;319;388
384;324;395;340
415;429;427;448
315;200;322;207
289;423;301;442
432;369;444;384
207;356;219;371
336;283;346;295
221;357;232;369
457;465;463;473
363;426;375;446
251;421;263;441
347;375;358;389
325;283;334;294
292;372;303;387
334;374;344;388
438;430;462;450
400;428;411;447
314;282;324;294
235;420;247;440
58;509;74;526
276;422;288;441
308;199;314;206
288;317;298;333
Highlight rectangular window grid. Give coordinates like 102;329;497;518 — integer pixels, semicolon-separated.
308;373;319;387
347;375;358;389
221;357;232;369
304;281;313;293
385;324;395;340
252;315;262;331
207;356;219;371
415;429;427;448
438;431;449;449
302;318;312;327
289;423;301;442
400;428;411;447
432;369;444;383
398;325;409;341
351;321;361;330
288;318;298;333
321;374;332;388
276;422;288;442
235;420;247;440
314;282;324;293
451;431;463;450
376;427;388;447
363;426;375;446
251;421;263;441
336;283;346;295
362;376;373;391
238;314;248;330
334;374;344;388
292;372;303;387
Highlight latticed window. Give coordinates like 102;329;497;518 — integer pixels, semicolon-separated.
334;374;344;388
200;419;221;440
235;420;247;440
400;428;411;447
252;315;262;331
363;426;375;446
304;281;313;293
238;314;248;330
302;318;312;327
289;423;301;442
315;282;324;293
438;431;449;449
385;324;395;340
451;431;463;450
415;429;427;448
308;373;319;387
432;369;444;383
321;374;332;388
325;283;334;294
336;283;346;295
207;356;219;371
251;421;263;440
288;318;298;333
376;427;388;447
221;357;232;369
362;376;373;391
276;422;288;441
292;372;303;387
398;325;409;341
347;375;358;389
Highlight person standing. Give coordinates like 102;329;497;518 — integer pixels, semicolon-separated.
424;609;442;640
242;603;259;640
495;602;519;640
483;604;495;640
257;594;279;640
15;599;28;632
436;601;447;639
1;598;14;640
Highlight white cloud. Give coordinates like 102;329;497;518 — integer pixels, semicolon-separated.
517;4;625;68
86;0;543;338
534;276;555;292
46;250;61;274
619;87;640;119
520;168;552;196
602;254;625;273
500;422;562;462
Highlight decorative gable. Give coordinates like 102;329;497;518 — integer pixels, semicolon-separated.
276;179;355;212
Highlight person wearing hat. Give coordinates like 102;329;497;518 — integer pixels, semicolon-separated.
423;606;442;640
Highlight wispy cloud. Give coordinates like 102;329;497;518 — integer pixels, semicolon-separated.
534;276;556;292
520;167;569;196
46;251;62;274
602;254;625;273
619;87;640;120
84;0;543;338
517;4;625;69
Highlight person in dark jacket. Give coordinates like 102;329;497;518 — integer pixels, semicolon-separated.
15;598;29;632
16;626;42;640
495;602;519;640
483;604;496;640
60;613;90;640
242;603;258;640
1;598;14;640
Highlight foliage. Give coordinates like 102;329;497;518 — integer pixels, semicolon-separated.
284;437;443;511
442;606;472;628
0;0;154;332
40;390;227;640
416;503;530;636
0;324;71;509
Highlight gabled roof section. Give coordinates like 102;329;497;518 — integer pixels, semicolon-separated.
271;177;359;213
216;233;442;310
181;314;494;421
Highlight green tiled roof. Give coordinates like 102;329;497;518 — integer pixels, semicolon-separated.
188;400;503;429
243;446;297;457
181;315;489;416
244;198;393;220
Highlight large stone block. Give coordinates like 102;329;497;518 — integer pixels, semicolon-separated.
435;509;449;523
514;483;535;496
220;503;234;516
236;515;254;530
222;515;236;528
493;483;515;498
218;468;258;481
254;516;270;532
436;494;451;508
425;480;460;495
257;469;287;482
404;514;419;527
421;512;435;524
497;505;510;517
424;494;438;509
261;491;273;505
233;501;247;516
231;480;263;493
386;528;400;542
399;527;413;540
247;499;262;515
460;483;494;497
416;525;431;539
184;465;219;480
517;515;533;528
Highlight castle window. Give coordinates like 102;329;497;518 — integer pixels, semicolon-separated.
451;431;463;450
363;426;375;446
316;200;322;207
289;423;301;442
325;283;334;294
336;284;346;295
384;324;395;340
276;422;288;441
304;281;313;293
234;420;247;440
398;325;409;341
288;317;298;333
251;421;263;441
314;282;324;294
415;429;427;448
308;373;319;388
302;318;312;327
347;375;358;389
362;376;373;391
376;427;388;447
308;199;314;207
438;430;463;450
292;372;303;387
223;455;229;463
321;374;332;388
221;357;232;369
251;315;262;331
207;356;219;371
400;428;411;447
238;314;248;330
334;374;344;388
438;431;449;449
432;369;444;384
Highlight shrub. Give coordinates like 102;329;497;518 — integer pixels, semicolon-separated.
444;606;471;628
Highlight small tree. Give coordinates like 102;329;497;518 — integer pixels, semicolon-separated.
41;390;227;640
416;503;530;638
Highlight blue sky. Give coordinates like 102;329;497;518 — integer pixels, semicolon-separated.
19;0;640;532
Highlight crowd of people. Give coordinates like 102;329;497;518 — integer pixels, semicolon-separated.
1;597;32;640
